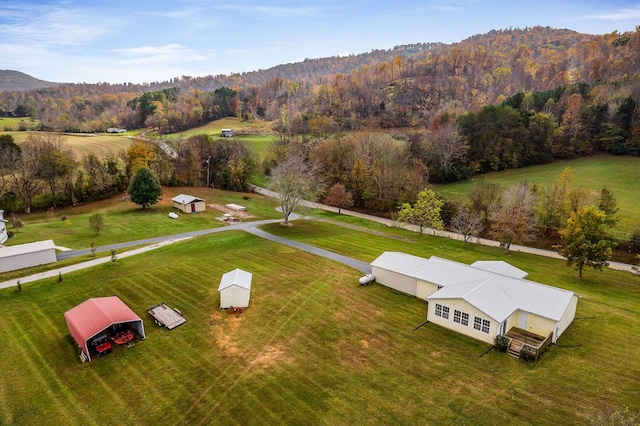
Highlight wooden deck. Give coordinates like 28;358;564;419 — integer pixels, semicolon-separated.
504;327;552;360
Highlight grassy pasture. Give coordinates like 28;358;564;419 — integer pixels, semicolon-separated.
3;187;280;251
0;211;638;424
163;117;277;160
1;131;133;158
434;154;640;235
0;117;39;131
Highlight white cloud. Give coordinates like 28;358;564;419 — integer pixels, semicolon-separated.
582;4;640;21
113;43;208;65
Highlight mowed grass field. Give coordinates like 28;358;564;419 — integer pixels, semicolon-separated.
0;210;639;424
3;187;281;251
0;117;39;131
434;154;640;235
2;131;133;159
164;117;278;160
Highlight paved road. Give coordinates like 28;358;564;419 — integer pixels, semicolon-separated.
252;185;636;274
2;189;635;290
0;213;372;290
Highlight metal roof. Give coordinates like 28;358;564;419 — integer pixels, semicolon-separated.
64;296;145;359
218;268;252;291
470;260;528;279
171;194;205;205
374;252;575;322
0;240;56;258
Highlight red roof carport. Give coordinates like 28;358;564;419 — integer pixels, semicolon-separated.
64;296;146;361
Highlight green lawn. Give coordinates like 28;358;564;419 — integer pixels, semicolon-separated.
5;187;281;251
0;213;639;424
160;117;277;160
434;154;640;235
0;117;39;131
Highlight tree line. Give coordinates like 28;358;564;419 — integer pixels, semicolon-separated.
0;132;259;215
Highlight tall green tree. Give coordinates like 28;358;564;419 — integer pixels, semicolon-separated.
558;205;617;277
397;188;444;236
127;167;162;209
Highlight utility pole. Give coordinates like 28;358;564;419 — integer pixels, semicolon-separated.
207;156;211;187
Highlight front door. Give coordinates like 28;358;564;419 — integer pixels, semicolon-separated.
190;203;195;213
518;311;528;329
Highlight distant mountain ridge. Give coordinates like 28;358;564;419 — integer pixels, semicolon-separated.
0;70;60;92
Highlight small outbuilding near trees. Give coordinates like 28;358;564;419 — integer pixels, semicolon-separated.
64;296;146;362
218;268;252;309
171;194;206;213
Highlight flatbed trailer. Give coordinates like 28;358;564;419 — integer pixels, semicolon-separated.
147;303;187;330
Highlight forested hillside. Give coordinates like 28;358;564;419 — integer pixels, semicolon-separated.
1;26;639;260
0;70;60;92
1;27;638;132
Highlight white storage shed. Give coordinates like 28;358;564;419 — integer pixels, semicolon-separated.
218;268;252;309
171;194;206;214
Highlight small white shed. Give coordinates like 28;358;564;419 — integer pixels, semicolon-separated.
0;239;57;273
171;194;206;214
218;268;252;309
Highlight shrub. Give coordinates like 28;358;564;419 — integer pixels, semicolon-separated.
519;345;537;362
494;335;510;352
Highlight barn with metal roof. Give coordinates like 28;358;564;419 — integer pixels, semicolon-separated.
64;296;146;362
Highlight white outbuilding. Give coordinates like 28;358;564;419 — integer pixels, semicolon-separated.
0;239;57;273
171;194;206;214
218;268;252;309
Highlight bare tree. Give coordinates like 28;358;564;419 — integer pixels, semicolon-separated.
267;154;323;225
2;138;43;213
489;183;538;252
31;133;75;208
450;206;484;243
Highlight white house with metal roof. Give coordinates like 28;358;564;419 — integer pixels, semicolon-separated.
218;268;252;309
370;252;578;346
171;194;206;214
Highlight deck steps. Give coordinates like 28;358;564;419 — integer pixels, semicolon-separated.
508;341;523;358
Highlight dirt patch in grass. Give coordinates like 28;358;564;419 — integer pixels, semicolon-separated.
248;344;291;369
207;203;254;219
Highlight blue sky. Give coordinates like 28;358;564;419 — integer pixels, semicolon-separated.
0;0;638;84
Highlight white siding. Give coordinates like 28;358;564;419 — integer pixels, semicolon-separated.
219;286;250;308
416;280;439;300
427;298;503;345
371;265;417;296
0;240;57;273
554;294;579;343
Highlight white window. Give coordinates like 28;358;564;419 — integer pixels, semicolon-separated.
442;305;449;319
453;310;469;326
474;317;490;333
435;304;443;317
